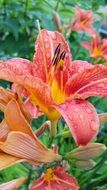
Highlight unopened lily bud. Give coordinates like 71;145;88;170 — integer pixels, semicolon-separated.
75;159;95;169
53;11;62;32
65;143;106;160
99;113;107;125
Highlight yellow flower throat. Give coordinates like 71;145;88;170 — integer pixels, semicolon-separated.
44;168;57;182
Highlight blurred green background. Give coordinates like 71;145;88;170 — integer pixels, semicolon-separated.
1;0;107;190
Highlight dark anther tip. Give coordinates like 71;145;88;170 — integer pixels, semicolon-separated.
54;43;61;55
59;51;66;60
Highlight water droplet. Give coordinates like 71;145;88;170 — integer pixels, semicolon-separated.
46;53;51;58
80;114;84;119
75;108;78;112
91;120;97;131
73;124;78;129
97;83;105;88
45;44;49;48
51;32;56;40
44;38;48;42
86;108;92;114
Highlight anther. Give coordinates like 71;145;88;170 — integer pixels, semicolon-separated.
59;51;66;60
52;43;61;65
54;43;61;55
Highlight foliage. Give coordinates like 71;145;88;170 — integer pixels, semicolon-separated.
0;0;107;190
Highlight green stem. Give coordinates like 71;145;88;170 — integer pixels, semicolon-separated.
50;120;57;137
26;166;33;190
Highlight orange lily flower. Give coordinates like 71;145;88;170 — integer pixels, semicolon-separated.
81;34;107;60
0;177;26;190
30;166;79;190
0;89;61;170
0;30;107;145
71;7;95;34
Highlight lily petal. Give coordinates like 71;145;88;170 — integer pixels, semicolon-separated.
65;64;107;99
24;99;43;118
33;29;72;81
0;87;15;108
5;58;35;75
0;177;26;190
30;166;79;190
71;60;93;74
54;100;99;145
0;120;10;141
0;152;23;171
4;99;35;139
0;61;54;115
0;132;62;163
72;7;95;34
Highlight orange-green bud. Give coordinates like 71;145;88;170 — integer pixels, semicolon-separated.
75;159;95;169
53;11;62;32
65;143;106;160
99;113;107;125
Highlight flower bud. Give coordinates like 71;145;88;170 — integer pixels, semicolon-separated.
75;159;95;169
99;113;107;125
53;11;62;32
65;143;106;160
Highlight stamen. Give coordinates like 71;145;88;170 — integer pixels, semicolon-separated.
54;43;61;55
59;51;66;60
58;51;66;70
52;43;61;65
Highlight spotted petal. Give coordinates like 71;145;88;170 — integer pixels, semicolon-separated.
65;64;107;99
5;57;37;76
54;100;99;145
33;29;72;81
0;61;54;115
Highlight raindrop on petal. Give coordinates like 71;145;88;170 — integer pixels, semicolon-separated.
91;120;97;131
51;32;57;40
74;108;79;112
80;115;84;119
46;53;51;58
86;108;92;114
97;83;105;87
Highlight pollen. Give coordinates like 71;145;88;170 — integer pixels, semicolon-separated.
44;168;57;182
92;47;102;57
57;59;64;70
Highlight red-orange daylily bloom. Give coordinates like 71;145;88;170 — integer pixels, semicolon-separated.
71;7;95;34
0;30;107;145
0;177;26;190
81;34;107;60
30;166;79;190
0;89;61;170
